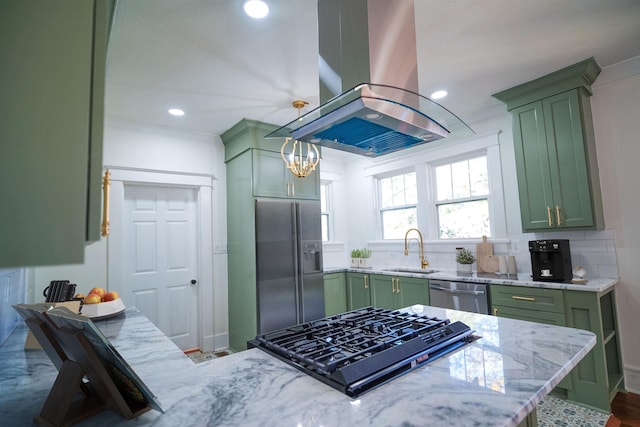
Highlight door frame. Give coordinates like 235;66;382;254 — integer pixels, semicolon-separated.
107;167;215;351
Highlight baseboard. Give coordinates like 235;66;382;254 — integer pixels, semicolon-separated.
213;332;229;352
623;364;640;394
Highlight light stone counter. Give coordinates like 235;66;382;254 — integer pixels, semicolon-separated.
0;307;595;427
325;267;618;293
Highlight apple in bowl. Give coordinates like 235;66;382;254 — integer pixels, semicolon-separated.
81;289;125;319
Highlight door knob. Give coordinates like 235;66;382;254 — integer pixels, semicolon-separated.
190;279;197;285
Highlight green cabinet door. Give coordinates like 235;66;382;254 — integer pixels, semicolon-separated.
512;100;556;230
347;273;371;310
0;0;112;267
370;275;396;309
324;273;347;316
512;90;597;231
370;274;428;310
397;276;429;307
253;150;320;200
543;91;595;229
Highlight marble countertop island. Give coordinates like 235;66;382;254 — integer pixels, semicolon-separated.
0;306;595;427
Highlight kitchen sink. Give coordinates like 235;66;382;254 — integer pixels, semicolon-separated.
382;268;438;275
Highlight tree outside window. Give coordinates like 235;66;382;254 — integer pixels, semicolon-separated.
435;156;490;239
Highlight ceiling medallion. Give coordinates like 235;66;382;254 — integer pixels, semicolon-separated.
280;100;319;178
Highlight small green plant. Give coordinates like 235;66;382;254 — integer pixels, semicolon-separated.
455;247;475;264
351;248;371;258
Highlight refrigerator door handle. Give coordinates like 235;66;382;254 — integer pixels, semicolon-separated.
293;202;302;323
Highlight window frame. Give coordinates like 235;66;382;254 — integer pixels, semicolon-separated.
320;180;332;242
363;133;507;246
432;154;492;240
376;168;418;240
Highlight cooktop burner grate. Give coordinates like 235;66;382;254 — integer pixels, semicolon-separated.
249;307;476;396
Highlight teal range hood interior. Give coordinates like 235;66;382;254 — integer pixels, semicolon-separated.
265;83;474;157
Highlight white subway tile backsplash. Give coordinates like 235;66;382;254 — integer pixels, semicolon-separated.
333;230;619;280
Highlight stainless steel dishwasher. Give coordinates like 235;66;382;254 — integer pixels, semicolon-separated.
428;280;490;314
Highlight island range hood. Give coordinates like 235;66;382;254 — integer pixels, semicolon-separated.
267;0;473;157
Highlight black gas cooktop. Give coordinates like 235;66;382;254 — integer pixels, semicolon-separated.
248;306;476;397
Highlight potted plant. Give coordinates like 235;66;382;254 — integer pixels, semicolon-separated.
350;249;361;267
455;247;475;274
358;248;372;269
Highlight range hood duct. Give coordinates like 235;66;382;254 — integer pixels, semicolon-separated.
267;0;473;157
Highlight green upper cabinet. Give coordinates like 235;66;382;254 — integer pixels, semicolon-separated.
370;274;429;310
253;150;320;200
0;0;114;267
223;119;320;201
493;58;604;232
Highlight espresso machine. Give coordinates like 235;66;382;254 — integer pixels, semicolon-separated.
529;240;573;282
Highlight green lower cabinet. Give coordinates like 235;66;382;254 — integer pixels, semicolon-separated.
370;274;429;310
324;273;347;316
347;273;371;310
492;305;566;326
562;289;624;412
491;284;571;391
491;284;624;413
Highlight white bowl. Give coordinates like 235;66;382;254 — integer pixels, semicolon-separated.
81;298;126;320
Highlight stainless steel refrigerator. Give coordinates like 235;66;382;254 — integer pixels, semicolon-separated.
255;199;325;334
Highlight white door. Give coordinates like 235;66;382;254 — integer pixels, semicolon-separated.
122;184;199;350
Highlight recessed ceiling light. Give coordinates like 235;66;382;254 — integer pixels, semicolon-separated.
168;108;185;116
430;90;448;100
243;0;269;19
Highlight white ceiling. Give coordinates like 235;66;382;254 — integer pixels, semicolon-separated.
105;0;640;138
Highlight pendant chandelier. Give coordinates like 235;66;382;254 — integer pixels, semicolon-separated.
281;100;319;178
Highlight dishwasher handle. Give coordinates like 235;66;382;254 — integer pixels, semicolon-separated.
429;285;486;296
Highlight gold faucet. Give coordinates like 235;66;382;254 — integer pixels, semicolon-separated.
404;228;429;269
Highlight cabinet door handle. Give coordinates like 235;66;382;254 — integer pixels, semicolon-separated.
493;307;498;316
512;295;536;302
547;206;553;226
391;278;396;293
556;205;562;225
291;182;295;197
364;275;368;289
396;278;401;294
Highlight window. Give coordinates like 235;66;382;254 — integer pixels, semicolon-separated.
320;182;331;241
434;156;490;239
378;171;417;239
